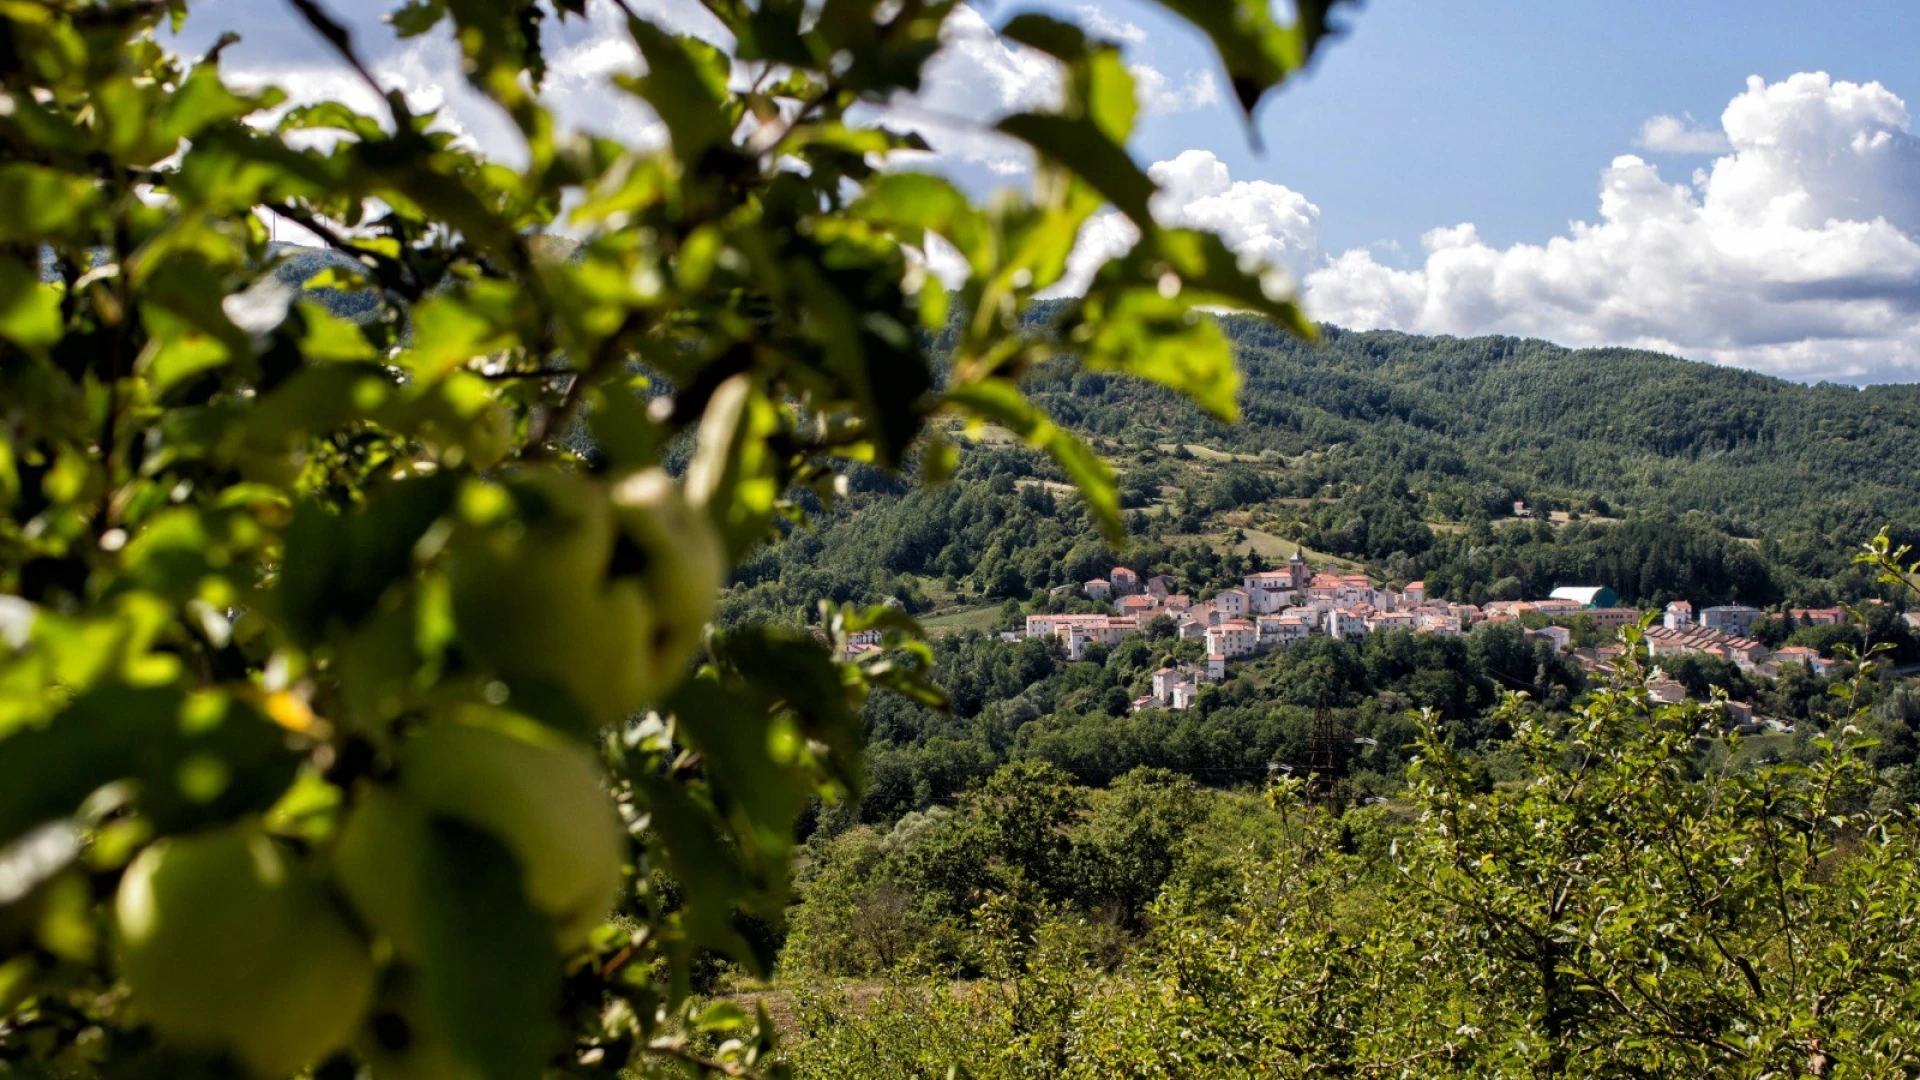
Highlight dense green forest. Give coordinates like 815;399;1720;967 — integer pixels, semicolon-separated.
1026;315;1920;542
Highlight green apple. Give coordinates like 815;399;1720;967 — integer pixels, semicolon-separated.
448;471;650;728
115;821;375;1077
332;785;432;957
334;706;624;955
609;467;723;701
354;969;478;1080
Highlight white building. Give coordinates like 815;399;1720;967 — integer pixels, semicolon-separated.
1368;611;1418;634
1663;601;1694;631
1214;587;1250;618
1326;608;1369;641
1528;625;1572;652
1084;578;1111;600
1151;667;1182;702
1243;570;1297;614
1206;619;1257;658
1256;612;1314;650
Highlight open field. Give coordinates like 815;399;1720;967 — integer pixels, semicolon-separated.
1156;443;1265;463
920;604;1003;635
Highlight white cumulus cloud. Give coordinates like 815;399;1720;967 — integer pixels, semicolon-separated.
1636;113;1732;155
1045;149;1321;295
1304;72;1920;383
1131;65;1219;116
1076;4;1147;44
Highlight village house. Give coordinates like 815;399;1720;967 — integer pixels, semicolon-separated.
1530;597;1585;617
1789;607;1845;626
839;624;883;658
1117;594;1160;619
1584;607;1644;631
1214;587;1250;618
1083;578;1111;600
1062;617;1146;659
1481;600;1538;621
1026;613;1135;658
1150;667;1185;702
1144;574;1176;598
1367;611;1418;634
1243;570;1297;613
1698;604;1763;637
1162;594;1193;613
1527;625;1572;652
1206;619;1257;659
1772;646;1835;676
1109;566;1140;595
1307;572;1373;607
1648;677;1688;705
1403;580;1425;606
1663;601;1694;631
1257;611;1314;649
1571;643;1628;677
1143;665;1213;712
1326;607;1370;641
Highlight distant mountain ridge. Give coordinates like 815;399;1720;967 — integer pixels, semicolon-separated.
1026;315;1920;540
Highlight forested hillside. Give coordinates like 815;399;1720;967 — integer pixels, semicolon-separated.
1027;315;1920;541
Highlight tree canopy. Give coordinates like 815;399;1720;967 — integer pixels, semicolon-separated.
0;0;1350;1077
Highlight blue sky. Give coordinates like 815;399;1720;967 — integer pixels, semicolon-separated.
1105;0;1920;258
183;0;1920;383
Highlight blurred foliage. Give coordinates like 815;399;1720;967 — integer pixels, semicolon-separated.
0;0;1340;1076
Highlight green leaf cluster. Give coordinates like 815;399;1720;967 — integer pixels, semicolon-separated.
0;0;1330;1076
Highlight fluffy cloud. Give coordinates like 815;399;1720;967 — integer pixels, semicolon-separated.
1303;73;1920;383
1131;65;1219;116
1075;5;1148;44
1635;113;1732;155
1049;73;1920;383
1045;149;1320;295
884;3;1064;175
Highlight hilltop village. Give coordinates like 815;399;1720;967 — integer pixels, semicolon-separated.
969;550;1902;715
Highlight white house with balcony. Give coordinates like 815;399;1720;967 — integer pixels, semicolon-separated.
1206;619;1257;658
